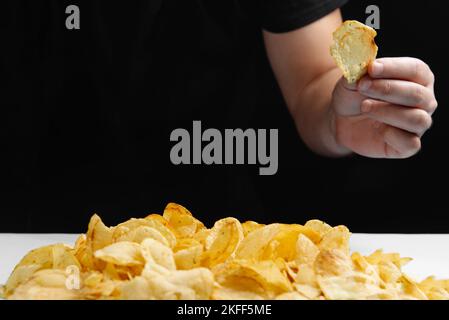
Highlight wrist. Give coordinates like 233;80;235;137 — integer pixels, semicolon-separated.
327;107;353;157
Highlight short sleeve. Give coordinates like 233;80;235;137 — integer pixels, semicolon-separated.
252;0;349;33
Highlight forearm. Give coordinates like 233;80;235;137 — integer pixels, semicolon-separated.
290;67;352;157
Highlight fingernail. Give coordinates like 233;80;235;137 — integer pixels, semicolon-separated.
371;62;384;76
361;101;372;113
359;79;372;92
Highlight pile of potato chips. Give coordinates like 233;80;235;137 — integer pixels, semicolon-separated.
1;203;449;300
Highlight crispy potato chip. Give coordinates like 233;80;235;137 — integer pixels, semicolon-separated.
52;244;81;270
295;264;317;287
236;223;320;262
163;203;205;238
174;244;203;270
330;20;378;84
141;238;176;270
116;225;169;247
261;224;319;261
235;224;281;260
378;261;402;284
318;273;384;300
8;269;81;300
295;234;319;265
4;264;42;297
119;276;154;300
319;225;351;255
142;267;214;300
293;283;321;299
314;249;353;277
13;244;56;269
304;220;332;238
215;260;292;297
399;274;428;300
202;218;243;267
86;214;113;252
113;218;177;248
242;221;264;237
144;213;169;226
94;241;144;267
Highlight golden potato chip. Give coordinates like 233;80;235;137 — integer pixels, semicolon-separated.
144;213;169;226
113;218;177;248
141;238;176;270
142;267;213;300
261;224;319;261
8;269;81;300
242;221;264;236
366;249;412;268
94;241;144;267
165;268;214;299
295;264;317;287
202;217;243;267
116;225;169;247
295;234;319;265
399;274;428;300
163;203;205;238
174;244;203;270
235;224;281;260
215;260;292;297
119;276;154;300
319;225;351;255
314;249;353;277
293;283;321;299
304;219;332;238
318;273;384;300
4;264;42;297
4;243;81;297
351;252;383;286
86;214;113;252
13;244;56;269
330;20;378;84
52;244;81;270
377;261;402;284
419;276;449;294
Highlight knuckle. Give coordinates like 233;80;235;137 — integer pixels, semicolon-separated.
413;58;434;84
429;99;438;112
411;86;426;106
380;80;393;96
413;112;432;130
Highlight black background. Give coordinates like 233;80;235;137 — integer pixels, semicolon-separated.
1;0;448;233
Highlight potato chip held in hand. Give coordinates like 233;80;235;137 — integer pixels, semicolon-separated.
330;20;378;84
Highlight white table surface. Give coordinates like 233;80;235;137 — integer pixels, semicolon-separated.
1;233;449;286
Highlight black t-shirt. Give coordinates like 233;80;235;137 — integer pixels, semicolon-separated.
1;0;347;232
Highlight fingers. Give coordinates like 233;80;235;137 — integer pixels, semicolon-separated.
358;78;437;112
379;124;422;159
332;77;366;116
361;99;433;136
368;57;435;87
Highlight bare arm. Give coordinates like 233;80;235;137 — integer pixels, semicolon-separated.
263;10;349;157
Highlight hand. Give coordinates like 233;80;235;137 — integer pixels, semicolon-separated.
331;57;438;158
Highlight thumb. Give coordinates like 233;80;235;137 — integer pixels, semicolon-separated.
331;76;367;117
